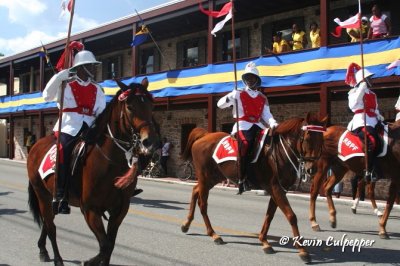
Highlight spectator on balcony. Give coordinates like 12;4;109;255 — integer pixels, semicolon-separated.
347;17;369;43
289;24;308;50
265;31;289;54
368;4;391;39
309;22;320;48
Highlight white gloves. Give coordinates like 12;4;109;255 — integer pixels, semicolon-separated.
270;121;278;129
56;69;71;82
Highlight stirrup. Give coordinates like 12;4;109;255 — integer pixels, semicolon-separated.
364;170;372;182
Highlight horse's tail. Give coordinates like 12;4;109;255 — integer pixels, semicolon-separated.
28;182;43;228
181;127;208;161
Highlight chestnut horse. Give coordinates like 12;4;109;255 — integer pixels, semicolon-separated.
180;113;327;263
309;123;400;238
27;78;158;266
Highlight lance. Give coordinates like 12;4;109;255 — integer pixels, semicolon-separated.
53;0;76;208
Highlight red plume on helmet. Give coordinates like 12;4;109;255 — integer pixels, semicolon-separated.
345;62;361;87
56;41;85;72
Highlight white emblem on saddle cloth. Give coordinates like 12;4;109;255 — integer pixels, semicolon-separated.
338;125;388;161
38;144;57;179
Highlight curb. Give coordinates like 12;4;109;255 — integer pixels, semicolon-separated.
139;176;400;211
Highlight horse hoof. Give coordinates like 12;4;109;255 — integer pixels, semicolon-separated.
312;224;321;232
330;221;337;229
351;207;356;214
299;252;311;264
39;251;50;262
181;224;189;233
214;237;225;245
263;246;275;254
379;232;390;239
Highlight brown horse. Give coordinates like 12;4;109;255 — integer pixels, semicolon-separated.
27;78;158;266
309;123;400;238
180;113;327;263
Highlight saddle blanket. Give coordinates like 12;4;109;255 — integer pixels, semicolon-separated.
38;144;57;179
212;129;269;164
338;125;388;161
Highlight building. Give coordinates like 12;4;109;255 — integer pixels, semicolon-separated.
0;0;399;198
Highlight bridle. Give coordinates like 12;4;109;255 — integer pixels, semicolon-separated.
97;86;154;167
277;123;326;187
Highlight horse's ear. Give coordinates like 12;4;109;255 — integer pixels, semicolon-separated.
141;77;149;90
115;79;129;92
321;115;329;126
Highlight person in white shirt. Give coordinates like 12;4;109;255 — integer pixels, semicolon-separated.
346;63;383;181
160;137;172;175
43;50;106;214
217;61;278;194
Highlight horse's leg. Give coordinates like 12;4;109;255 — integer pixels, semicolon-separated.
270;182;311;263
181;183;199;233
33;184;64;266
197;181;223;244
351;178;363;214
258;196;277;254
82;210;109;266
323;174;339;229
309;163;328;231
378;181;397;239
38;225;50;262
367;182;383;217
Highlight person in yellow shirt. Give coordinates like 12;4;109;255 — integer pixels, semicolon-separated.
265;31;289;54
290;24;308;50
309;22;320;48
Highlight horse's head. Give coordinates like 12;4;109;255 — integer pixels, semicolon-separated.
299;112;328;178
114;78;159;155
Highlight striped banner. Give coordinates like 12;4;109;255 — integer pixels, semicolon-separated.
1;37;400;114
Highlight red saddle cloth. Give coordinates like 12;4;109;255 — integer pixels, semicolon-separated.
338;127;387;161
39;144;57;179
212;129;269;164
212;136;238;164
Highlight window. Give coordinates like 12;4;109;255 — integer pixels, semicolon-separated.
102;55;121;80
176;38;206;68
18;74;30;94
216;28;248;61
181;123;196;154
139;47;160;74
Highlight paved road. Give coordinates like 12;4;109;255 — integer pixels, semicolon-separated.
0;159;399;266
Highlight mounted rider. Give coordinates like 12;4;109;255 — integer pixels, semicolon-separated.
43;49;106;214
217;61;278;194
346;62;383;181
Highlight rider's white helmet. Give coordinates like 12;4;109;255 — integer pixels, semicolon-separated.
355;68;374;85
71;50;101;69
242;61;261;88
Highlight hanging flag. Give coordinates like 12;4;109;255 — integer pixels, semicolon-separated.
386;59;400;70
56;41;84;72
332;0;361;37
211;9;232;36
60;0;73;17
131;25;150;47
38;45;51;65
199;1;232;18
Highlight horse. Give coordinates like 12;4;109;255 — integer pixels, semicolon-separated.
27;78;158;266
308;123;400;238
180;112;327;263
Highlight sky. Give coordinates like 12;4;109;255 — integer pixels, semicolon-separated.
0;0;177;57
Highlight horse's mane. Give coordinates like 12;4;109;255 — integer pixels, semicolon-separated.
274;117;304;135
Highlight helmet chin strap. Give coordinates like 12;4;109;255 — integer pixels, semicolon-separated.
82;65;94;79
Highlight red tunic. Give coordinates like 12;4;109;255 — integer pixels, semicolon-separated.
63;81;97;116
238;91;266;123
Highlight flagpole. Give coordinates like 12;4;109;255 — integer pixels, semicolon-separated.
53;0;76;207
358;0;369;176
134;9;171;70
229;0;242;186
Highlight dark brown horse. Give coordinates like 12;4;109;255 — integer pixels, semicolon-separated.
309;123;400;238
180;113;327;263
27;78;158;266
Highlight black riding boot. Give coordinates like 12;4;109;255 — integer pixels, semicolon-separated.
56;164;70;214
237;156;250;195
